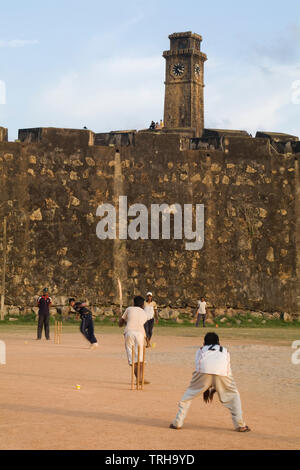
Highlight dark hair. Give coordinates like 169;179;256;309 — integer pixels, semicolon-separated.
134;296;145;308
68;298;76;304
204;332;220;345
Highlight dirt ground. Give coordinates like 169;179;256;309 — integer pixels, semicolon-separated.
0;325;299;450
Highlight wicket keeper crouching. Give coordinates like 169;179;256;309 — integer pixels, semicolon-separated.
170;332;250;432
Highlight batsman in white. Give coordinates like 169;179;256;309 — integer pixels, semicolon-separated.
119;295;150;385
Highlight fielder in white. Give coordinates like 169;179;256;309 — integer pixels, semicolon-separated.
170;332;250;432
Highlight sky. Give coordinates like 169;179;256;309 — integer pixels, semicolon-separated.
0;0;300;140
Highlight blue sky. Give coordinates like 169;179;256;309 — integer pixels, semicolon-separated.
0;0;299;139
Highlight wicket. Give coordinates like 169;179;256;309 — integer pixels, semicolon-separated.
54;320;62;344
131;344;146;390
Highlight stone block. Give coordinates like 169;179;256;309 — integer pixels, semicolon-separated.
283;312;292;322
0;127;8;142
158;309;170;320
250;312;263;319
103;308;114;317
8;306;20;316
49;308;58;317
169;310;180;320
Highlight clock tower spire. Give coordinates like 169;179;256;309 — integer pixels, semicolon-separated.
163;32;207;137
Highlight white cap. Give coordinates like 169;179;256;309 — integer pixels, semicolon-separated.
146;292;153;297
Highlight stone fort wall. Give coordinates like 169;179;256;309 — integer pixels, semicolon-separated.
0;127;299;315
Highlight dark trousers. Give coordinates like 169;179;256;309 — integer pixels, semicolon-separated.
80;314;97;344
144;318;154;340
37;313;50;339
196;314;206;327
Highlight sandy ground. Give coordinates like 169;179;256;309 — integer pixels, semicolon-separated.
0;325;299;450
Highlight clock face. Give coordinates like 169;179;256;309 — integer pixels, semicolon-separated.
194;64;201;77
172;63;185;77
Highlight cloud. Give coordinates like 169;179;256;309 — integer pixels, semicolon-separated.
33;56;164;131
205;58;300;136
249;23;300;65
0;39;39;48
31;45;300;138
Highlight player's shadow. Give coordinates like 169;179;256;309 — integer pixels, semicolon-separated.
0;403;256;435
0;403;168;429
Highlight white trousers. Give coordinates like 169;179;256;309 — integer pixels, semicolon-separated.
172;371;246;429
124;331;145;365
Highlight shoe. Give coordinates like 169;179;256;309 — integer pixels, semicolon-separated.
236;426;251;432
137;380;151;385
90;343;99;350
169;424;181;430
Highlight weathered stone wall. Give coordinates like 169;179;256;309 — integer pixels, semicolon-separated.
0;130;299;314
0;127;8;142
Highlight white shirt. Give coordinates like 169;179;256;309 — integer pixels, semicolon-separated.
197;301;207;314
122;307;148;334
144;301;157;320
195;345;231;377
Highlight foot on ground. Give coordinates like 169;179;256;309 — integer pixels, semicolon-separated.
169;424;181;430
236;426;251;432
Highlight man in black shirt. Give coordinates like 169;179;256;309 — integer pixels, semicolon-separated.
69;298;98;349
37;288;52;340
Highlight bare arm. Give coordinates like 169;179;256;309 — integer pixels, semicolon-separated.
119;317;126;328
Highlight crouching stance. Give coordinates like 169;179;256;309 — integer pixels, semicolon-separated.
170;332;250;432
119;296;150;385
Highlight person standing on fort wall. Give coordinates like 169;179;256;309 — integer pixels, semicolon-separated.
144;292;158;348
37;288;52;340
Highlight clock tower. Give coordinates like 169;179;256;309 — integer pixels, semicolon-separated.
163;32;207;137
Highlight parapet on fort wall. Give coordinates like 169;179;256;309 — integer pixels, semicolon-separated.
0;126;299;315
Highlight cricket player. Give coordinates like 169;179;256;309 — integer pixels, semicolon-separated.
144;292;158;348
195;296;207;327
37;287;52;340
119;295;150;384
170;332;250;432
69;298;98;349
